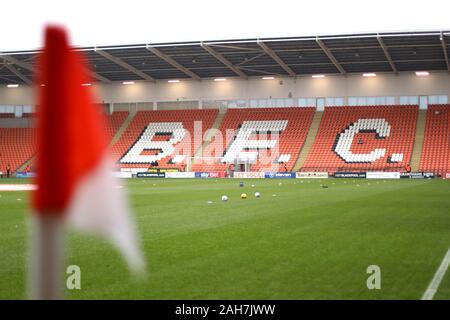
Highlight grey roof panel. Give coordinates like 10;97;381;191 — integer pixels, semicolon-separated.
1;30;449;83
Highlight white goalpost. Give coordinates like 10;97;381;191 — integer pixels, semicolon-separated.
186;156;224;171
186;156;256;172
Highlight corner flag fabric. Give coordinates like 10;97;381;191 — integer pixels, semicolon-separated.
32;26;144;271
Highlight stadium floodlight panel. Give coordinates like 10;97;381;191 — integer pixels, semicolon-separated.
363;73;377;77
262;76;275;80
168;79;180;83
214;78;227;81
7;84;19;88
312;74;325;78
416;71;430;76
122;81;135;85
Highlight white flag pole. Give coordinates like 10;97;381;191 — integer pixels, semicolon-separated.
28;214;64;300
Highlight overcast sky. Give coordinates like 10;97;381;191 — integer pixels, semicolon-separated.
1;0;449;51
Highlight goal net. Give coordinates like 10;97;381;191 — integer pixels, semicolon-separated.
186;156;224;171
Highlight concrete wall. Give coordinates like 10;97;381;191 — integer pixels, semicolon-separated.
0;118;34;128
0;85;35;105
1;72;449;107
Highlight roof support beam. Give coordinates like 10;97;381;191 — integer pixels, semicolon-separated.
87;70;113;84
257;40;296;77
96;49;155;81
1;55;34;71
146;46;201;80
440;32;450;72
377;36;398;73
3;61;32;85
316;38;346;74
1;55;112;84
200;43;247;78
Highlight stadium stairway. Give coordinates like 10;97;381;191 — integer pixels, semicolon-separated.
0;127;36;172
191;109;227;162
292;110;323;172
419;104;450;174
11;111;133;173
108;110;136;147
410;109;427;171
16;156;35;172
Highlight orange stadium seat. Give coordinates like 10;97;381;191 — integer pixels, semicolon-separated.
419;104;450;175
4;104;449;176
105;111;128;141
111;109;218;170
22;113;37;118
0;128;36;172
0;113;15;118
302;105;418;174
191;107;315;172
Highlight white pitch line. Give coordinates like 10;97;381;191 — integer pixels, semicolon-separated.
0;184;37;191
421;248;450;300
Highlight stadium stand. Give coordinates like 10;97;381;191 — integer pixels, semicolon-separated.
4;104;450;176
0;128;36;172
111;109;218;170
191;107;315;172
22;113;37;118
0;113;15;118
419;104;450;174
301;105;418;173
0;111;127;173
105;111;129;141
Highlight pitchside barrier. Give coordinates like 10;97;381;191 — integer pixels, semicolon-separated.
15;172;36;178
195;172;226;178
366;172;400;179
264;172;296;179
334;172;435;179
335;171;406;179
112;172;133;179
400;172;435;179
233;172;265;179
165;172;196;179
136;172;166;178
296;172;329;179
334;172;367;178
121;170;441;179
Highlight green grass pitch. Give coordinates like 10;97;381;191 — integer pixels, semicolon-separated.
1;177;450;299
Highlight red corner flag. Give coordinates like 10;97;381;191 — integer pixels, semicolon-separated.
29;26;144;299
34;26;106;213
